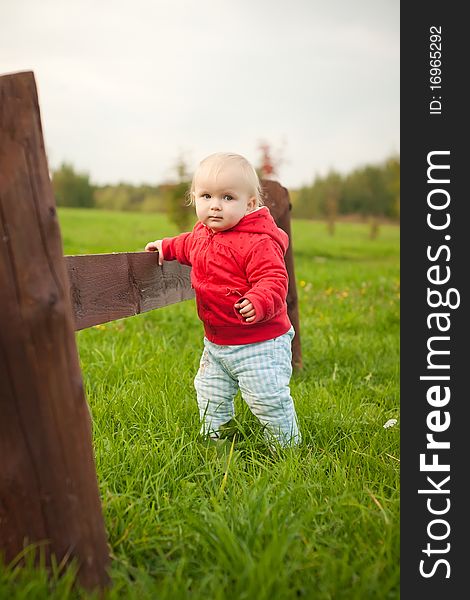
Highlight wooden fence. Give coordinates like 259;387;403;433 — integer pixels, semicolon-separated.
0;70;301;591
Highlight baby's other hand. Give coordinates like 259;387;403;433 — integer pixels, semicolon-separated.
234;298;256;323
145;239;163;265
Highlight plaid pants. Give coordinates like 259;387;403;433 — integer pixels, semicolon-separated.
194;327;301;446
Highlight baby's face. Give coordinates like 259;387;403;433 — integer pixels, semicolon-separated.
193;166;257;232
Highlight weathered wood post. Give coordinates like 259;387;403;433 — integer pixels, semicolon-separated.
0;71;110;590
261;179;302;369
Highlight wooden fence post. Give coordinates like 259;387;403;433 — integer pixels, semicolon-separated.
0;72;110;590
261;179;302;370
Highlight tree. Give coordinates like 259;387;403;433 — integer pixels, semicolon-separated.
94;184;131;211
258;142;277;180
322;171;342;235
257;140;287;181
291;185;318;219
52;162;94;208
166;156;193;232
362;165;390;238
384;155;400;220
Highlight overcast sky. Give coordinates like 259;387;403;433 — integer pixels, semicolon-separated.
2;0;399;189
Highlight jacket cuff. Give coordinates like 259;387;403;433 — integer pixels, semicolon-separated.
161;238;172;261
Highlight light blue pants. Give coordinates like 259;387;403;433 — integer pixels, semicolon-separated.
194;327;301;447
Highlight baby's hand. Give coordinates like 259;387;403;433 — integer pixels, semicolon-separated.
235;298;256;323
145;239;163;265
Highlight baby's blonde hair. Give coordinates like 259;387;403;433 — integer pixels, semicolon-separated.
188;152;264;207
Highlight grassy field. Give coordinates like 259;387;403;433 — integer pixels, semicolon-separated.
1;209;400;599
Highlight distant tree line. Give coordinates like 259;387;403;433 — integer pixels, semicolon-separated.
51;154;400;231
52;163;167;212
51;161;192;231
291;155;400;223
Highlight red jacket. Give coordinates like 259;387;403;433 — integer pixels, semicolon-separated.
162;206;291;345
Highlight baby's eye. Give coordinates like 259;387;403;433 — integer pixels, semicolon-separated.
201;193;211;199
223;194;234;201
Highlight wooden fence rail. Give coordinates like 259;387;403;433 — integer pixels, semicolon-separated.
66;253;193;330
0;70;302;592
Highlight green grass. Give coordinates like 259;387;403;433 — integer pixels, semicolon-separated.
1;209;400;599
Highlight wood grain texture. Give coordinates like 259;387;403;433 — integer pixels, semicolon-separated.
66;252;194;330
0;71;110;591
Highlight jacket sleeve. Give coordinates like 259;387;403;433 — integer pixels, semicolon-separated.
238;237;289;323
161;232;193;265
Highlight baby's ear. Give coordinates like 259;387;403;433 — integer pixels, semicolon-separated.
246;196;257;213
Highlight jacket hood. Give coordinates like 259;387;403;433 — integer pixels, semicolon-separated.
231;207;288;253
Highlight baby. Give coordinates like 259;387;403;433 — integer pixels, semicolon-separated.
145;152;301;447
